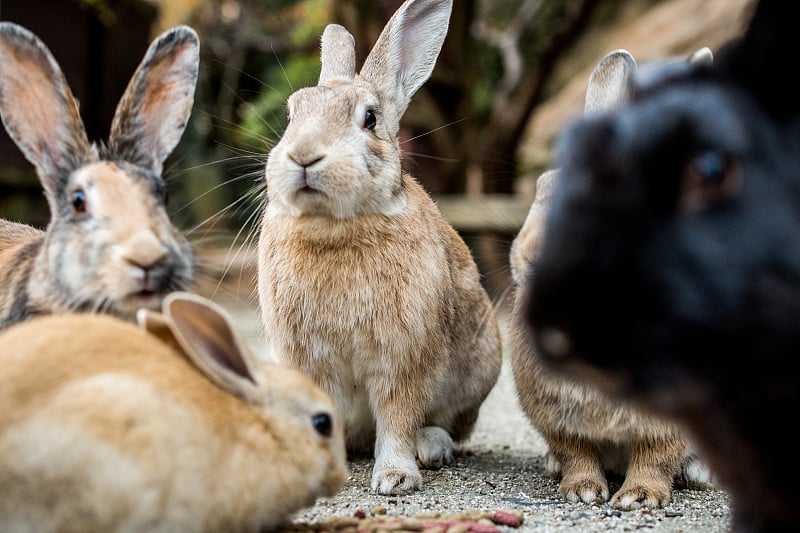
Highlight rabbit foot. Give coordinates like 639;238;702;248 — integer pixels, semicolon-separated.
415;426;453;469
544;451;562;478
371;465;422;495
674;451;714;489
610;482;671;510
559;476;609;504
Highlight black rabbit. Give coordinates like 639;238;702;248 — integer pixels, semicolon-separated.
524;0;800;531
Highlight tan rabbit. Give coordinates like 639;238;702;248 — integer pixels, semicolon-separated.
0;291;347;532
509;49;713;510
0;22;197;329
257;0;502;495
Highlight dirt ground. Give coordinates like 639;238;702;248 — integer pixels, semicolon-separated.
209;281;733;533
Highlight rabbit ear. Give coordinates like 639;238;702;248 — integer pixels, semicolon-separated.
108;25;199;175
0;22;92;198
359;0;452;122
137;308;186;354
688;47;713;66
585;49;636;115
160;292;261;401
319;24;356;85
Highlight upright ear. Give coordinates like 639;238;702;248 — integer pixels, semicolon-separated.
319;24;356;85
688;47;713;66
108;25;199;175
160;292;260;402
584;49;636;115
359;0;453;122
0;22;92;199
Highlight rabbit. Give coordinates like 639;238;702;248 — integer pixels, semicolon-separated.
257;0;502;495
0;22;197;329
0;291;347;532
509;48;713;511
524;0;800;530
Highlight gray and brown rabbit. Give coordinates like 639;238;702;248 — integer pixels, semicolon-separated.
0;22;197;329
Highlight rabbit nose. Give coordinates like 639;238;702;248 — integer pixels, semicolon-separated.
121;230;168;270
289;152;324;168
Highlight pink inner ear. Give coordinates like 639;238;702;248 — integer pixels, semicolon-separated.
136;41;195;158
0;43;65;164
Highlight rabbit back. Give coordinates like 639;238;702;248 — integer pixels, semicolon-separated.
0;312;346;532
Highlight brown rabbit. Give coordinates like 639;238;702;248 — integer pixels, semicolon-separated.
0;22;197;329
0;291;347;532
509;49;713;510
257;0;502;495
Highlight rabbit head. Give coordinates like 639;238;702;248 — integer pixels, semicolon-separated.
525;0;800;530
0;23;197;325
0;292;346;531
264;0;453;220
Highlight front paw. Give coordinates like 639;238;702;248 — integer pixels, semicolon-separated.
611;480;671;510
371;465;422;495
560;475;609;504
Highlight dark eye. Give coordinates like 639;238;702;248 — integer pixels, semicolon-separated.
311;412;333;437
72;189;87;213
363;109;376;130
286;108;291;125
693;151;727;183
680;150;742;213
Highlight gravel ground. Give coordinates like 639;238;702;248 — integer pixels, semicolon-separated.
213;291;733;533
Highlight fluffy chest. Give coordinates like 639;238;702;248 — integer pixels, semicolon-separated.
257;215;450;362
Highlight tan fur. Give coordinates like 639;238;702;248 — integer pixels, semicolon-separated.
258;0;501;495
508;49;712;510
0;297;347;532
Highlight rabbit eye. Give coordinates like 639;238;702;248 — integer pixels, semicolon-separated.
285;108;291;126
680;150;743;213
363;109;377;130
311;412;333;437
72;189;87;214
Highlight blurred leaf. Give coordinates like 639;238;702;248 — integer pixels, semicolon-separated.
237;55;320;149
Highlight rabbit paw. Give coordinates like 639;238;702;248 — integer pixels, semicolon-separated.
415;426;453;469
371;464;422;495
611;482;671;510
544;451;562;478
559;475;609;504
675;451;714;489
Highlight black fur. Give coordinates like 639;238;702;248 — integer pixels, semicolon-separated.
524;1;800;531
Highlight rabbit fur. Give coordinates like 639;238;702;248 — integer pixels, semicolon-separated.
509;49;713;511
257;0;502;495
0;291;347;532
0;23;196;329
525;0;800;530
